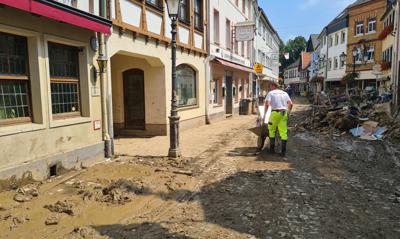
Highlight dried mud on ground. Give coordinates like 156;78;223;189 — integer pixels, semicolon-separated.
0;99;400;239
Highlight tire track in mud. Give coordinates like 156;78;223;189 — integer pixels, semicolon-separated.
120;119;256;225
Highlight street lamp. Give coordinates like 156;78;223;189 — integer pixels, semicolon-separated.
96;54;108;73
166;0;181;158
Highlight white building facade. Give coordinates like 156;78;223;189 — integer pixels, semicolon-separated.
326;10;348;91
253;5;282;96
207;0;254;120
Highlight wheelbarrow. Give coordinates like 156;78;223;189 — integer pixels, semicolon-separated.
249;105;272;150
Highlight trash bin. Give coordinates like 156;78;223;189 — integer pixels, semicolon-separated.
239;99;251;115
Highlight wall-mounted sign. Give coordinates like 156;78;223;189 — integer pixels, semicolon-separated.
93;120;101;130
271;53;279;62
235;21;255;42
253;63;263;74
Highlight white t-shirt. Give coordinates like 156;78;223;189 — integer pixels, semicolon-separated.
265;89;292;110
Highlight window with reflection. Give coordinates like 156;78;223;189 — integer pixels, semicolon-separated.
179;0;190;24
0;32;31;124
48;42;81;117
177;64;197;107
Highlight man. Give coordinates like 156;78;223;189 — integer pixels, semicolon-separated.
264;79;293;157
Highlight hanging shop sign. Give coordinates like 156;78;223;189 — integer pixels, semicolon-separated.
235;21;255;41
253;63;263;74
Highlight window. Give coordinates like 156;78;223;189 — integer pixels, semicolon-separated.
212;79;218;104
179;0;190;24
226;19;231;50
241;42;245;57
328;37;333;47
334;57;338;69
242;0;245;13
48;42;80;116
368;18;376;33
341;31;346;44
356;21;364;35
234;40;238;54
194;0;203;31
247;41;251;59
355;48;362;63
213;10;220;44
328;58;332;70
235;0;238;6
177;64;196;107
366;46;375;62
0;32;31;124
335;34;339;46
146;0;162;10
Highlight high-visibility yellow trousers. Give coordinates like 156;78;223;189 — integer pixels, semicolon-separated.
268;111;288;141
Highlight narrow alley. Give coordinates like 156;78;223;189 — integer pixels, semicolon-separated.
0;99;399;239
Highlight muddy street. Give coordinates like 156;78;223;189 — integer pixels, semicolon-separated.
0;99;400;239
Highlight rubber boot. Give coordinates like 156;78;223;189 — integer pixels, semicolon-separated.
269;138;275;154
281;140;287;157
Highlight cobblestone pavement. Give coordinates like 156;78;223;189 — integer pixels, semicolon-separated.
1;99;400;239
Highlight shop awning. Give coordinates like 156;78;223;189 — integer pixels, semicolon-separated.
212;58;254;73
0;0;112;34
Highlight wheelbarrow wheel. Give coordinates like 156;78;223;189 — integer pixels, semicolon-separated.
257;136;266;150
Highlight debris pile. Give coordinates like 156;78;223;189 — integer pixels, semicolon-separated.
299;99;400;141
77;179;146;205
44;200;76;216
13;184;39;202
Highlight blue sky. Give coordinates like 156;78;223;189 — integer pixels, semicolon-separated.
259;0;356;43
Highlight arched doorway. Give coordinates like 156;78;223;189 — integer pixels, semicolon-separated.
123;69;145;130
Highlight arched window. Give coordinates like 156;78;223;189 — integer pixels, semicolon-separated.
176;64;197;107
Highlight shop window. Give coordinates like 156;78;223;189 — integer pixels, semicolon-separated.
179;0;190;24
177;64;197;107
194;0;203;31
0;32;31;124
48;42;81;117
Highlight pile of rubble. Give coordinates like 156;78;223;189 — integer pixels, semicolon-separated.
72;178;146;205
299;99;400;141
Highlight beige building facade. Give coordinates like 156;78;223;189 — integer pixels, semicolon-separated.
0;2;112;180
108;0;207;136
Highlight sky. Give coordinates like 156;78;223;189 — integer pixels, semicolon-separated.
259;0;356;43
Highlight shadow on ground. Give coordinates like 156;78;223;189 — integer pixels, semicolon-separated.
93;222;192;239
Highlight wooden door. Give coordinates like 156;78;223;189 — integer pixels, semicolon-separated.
123;69;145;129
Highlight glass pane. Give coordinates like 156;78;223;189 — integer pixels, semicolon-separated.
48;42;79;79
176;65;197;106
0;80;31;120
0;32;28;75
50;82;80;114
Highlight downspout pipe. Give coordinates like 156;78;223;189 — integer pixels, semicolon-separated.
204;0;211;124
99;0;112;158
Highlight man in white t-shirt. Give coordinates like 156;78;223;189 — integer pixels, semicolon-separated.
263;79;293;157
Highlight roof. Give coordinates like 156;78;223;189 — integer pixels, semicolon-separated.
348;0;385;9
307;34;319;52
285;58;300;70
301;52;312;70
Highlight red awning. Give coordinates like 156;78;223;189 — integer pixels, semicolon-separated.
0;0;112;34
212;58;254;73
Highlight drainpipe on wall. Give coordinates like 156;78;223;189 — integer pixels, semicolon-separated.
204;0;211;124
99;0;112;158
392;1;400;113
106;40;114;155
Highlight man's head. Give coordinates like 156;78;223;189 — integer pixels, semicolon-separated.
269;79;279;90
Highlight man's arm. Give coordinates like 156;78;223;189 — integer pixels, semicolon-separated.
263;100;270;121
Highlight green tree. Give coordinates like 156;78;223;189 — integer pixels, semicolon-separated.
279;36;307;77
